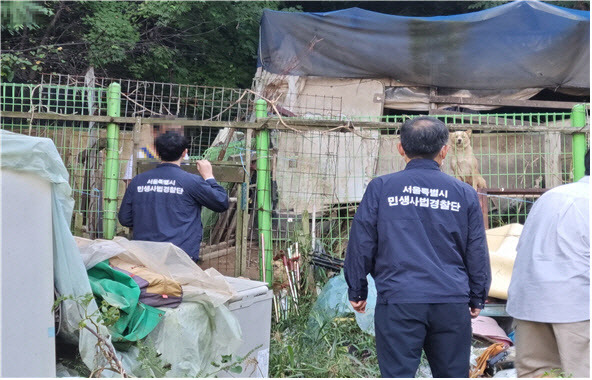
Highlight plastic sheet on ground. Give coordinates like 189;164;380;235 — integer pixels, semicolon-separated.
486;223;523;299
415;360;433;378
76;237;236;307
493;368;517;378
471;316;513;346
126;301;242;377
55;363;84;378
75;237;243;377
308;271;377;336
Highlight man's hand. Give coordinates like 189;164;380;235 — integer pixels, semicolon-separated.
470;307;481;319
196;160;214;179
350;300;367;314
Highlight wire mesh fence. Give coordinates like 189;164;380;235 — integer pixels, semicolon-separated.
40;73;344;122
2;78;588;283
41;73;255;121
1;82;133;239
268;111;585;265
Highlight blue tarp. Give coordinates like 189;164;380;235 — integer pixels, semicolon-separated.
258;1;589;90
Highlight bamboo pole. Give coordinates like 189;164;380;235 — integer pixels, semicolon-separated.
103;83;121;239
256;99;273;285
571;104;588;181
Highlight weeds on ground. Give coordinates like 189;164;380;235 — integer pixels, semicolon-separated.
269;294;380;378
53;293;129;377
542;369;573;378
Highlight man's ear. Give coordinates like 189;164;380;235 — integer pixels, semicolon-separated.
397;142;406;157
440;144;450;160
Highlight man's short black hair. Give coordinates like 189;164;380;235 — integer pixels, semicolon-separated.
585;149;590;176
155;131;188;161
400;116;449;159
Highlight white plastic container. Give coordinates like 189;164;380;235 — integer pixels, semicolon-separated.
223;276;273;378
0;170;56;377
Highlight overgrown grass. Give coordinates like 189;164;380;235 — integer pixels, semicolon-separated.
269;294;380;378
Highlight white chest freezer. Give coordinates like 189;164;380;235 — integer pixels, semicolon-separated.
222;276;273;378
1;169;56;377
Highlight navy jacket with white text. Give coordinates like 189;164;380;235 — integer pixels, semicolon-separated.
118;163;229;260
344;159;491;309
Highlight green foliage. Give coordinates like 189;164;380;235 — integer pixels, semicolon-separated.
270;294;379;378
54;293;120;330
198;345;263;377
135;341;172;378
53;293;129;376
542;369;574;378
1;43;63;81
82;2;140;67
57;352;92;378
1;1;289;87
1;0;52;32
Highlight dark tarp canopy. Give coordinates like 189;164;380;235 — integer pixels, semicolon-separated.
258;1;590;91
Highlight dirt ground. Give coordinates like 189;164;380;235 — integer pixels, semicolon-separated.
200;244;261;280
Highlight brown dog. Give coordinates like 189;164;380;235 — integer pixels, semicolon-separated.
449;130;487;190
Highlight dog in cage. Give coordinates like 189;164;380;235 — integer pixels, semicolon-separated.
448;130;487;190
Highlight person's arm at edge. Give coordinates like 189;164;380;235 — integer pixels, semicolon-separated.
200;177;230;212
344;179;380;314
123;153;134;189
193;159;229;212
118;180;134;227
465;189;492;318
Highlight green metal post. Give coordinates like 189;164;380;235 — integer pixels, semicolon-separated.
103;83;121;239
571;104;587;182
256;99;273;286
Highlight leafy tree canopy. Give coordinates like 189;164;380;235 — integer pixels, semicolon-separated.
1;1;588;86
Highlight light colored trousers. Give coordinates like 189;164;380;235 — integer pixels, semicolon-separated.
514;319;590;378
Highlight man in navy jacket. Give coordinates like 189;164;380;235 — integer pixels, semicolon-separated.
344;116;491;378
118;132;229;262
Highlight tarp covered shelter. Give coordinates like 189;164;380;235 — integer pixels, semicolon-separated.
255;0;590;113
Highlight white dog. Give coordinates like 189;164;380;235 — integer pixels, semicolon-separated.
449;130;487;190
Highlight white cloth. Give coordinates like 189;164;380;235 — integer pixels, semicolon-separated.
507;176;590;323
124;149;189;180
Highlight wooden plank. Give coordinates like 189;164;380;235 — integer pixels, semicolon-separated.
136;160;245;183
544;132;563;188
234;182;245;277
478;193;489;230
217;128;236;161
4;111;586;133
211;207;233;245
210;184;238;244
429;95;579;109
201;239;236;255
480;188;548;195
237;129;253;276
132;119;142;177
201;246;236;261
429;87;437;112
1;111;265;129
280;118;586;133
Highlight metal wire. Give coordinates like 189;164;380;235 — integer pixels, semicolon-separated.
2;79;587;280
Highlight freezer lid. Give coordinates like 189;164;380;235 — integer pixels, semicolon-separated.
224;276;270;302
